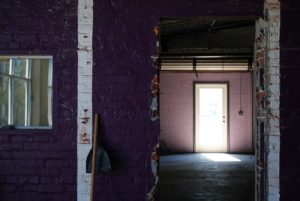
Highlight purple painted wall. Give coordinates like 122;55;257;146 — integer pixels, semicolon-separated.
93;1;263;200
0;0;299;200
0;0;266;200
160;72;253;153
0;1;77;201
280;0;300;200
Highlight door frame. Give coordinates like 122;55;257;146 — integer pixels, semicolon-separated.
193;81;230;153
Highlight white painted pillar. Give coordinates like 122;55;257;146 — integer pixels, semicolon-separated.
77;0;93;200
265;1;280;201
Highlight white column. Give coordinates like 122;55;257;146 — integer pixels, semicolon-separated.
77;0;93;201
265;1;280;201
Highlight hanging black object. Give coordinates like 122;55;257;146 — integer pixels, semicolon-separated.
86;113;111;174
238;73;244;116
87;113;111;201
86;146;111;173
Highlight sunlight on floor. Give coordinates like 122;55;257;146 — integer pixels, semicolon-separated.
201;153;241;162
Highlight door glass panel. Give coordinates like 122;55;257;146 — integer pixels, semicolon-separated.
199;88;223;146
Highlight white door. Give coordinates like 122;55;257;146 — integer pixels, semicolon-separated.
195;83;228;152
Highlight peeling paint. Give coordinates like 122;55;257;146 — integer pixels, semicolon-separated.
264;1;281;200
150;74;159;121
147;26;160;200
79;109;91;144
147;144;159;201
254;1;281;201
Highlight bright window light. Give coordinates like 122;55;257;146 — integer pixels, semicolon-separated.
0;56;53;128
202;153;241;162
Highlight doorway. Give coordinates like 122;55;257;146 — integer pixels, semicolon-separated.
194;83;228;152
158;17;256;201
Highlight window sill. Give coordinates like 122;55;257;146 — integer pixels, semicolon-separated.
0;126;52;135
14;126;52;129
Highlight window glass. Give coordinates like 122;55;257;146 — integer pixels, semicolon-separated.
0;59;10;74
13;78;26;126
12;59;27;78
0;75;9;125
31;59;51;127
0;57;52;128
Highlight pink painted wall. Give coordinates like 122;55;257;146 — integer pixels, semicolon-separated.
160;72;253;153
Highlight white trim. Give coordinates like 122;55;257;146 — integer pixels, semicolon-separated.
77;0;94;201
264;1;280;201
48;59;53;127
0;55;53;59
26;59;32;126
13;126;52;129
8;59;13;125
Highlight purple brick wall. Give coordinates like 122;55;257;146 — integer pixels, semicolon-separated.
160;72;253;153
93;1;263;200
280;0;300;200
0;0;268;200
0;1;77;201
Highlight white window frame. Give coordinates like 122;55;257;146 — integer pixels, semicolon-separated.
0;55;53;129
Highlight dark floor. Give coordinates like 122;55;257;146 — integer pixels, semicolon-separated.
159;153;255;201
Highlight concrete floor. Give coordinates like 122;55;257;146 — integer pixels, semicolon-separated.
159;153;255;201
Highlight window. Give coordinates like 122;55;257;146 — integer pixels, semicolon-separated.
0;56;53;128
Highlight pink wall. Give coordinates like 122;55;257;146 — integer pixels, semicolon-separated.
160;72;253;153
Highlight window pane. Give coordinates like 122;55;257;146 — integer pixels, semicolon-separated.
13;78;26;126
13;59;27;78
30;59;51;126
0;59;10;74
0;75;9;125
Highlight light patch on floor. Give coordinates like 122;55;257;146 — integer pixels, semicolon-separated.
201;153;241;162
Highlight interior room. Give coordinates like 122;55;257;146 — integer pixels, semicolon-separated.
3;1;299;201
158;17;256;201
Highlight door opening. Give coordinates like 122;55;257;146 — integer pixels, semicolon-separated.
157;16;256;201
194;83;228;152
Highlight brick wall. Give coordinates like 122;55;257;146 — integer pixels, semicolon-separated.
0;0;266;200
160;72;253;153
0;1;77;201
93;1;263;200
280;0;300;200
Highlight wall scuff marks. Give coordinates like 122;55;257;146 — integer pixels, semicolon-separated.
77;0;93;200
